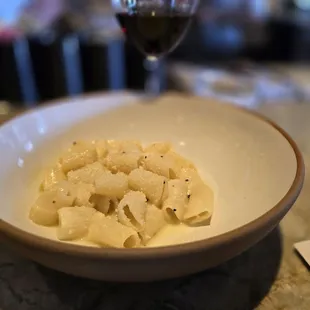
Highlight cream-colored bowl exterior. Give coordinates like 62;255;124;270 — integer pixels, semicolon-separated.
0;93;304;281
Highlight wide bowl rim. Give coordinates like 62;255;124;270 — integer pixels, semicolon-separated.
0;93;305;260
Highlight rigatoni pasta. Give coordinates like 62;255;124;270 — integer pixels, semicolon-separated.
118;191;147;231
141;153;171;178
50;180;95;208
164;151;197;178
30;139;214;248
179;168;205;192
67;162;105;184
88;213;140;248
90;194;117;215
144;142;171;154
180;168;214;225
57;206;96;240
163;179;188;222
183;188;213;226
30;190;74;226
60;141;97;173
41;164;66;191
107;140;142;154
104;152;142;174
129;168;167;206
95;140;108;159
95;171;128;199
140;204;166;245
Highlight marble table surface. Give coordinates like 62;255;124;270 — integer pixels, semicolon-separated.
0;99;310;310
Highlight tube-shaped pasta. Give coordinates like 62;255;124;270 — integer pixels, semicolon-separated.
51;181;95;207
141;153;173;178
164;151;197;178
180;168;214;226
60;141;97;173
106;140;121;153
139;204;166;245
120;140;142;153
29;190;74;226
107;140;142;153
95;171;128;199
179;168;205;192
57;206;96;241
163;179;188;222
67;162;105;184
95;140;108;159
88;213;140;248
41;164;66;191
71;183;95;207
90;194;117;215
104;152;142;174
144;142;171;154
118;191;147;231
183;185;213;226
128;169;167;206
32;138;215;246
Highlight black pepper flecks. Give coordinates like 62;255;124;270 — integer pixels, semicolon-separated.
144;156;148;159
160;155;164;158
52;200;56;204
73;141;77;145
173;209;177;212
187;194;191;199
185;179;189;182
163;181;166;184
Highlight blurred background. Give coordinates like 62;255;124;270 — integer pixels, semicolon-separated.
1;0;310;109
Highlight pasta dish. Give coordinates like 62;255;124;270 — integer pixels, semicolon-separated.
29;140;214;248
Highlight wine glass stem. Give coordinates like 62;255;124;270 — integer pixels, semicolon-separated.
144;55;161;98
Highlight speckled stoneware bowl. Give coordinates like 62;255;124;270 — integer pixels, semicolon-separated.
0;93;304;282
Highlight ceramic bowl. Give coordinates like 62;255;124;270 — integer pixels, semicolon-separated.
0;93;304;282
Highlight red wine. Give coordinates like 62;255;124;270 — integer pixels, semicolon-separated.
116;12;193;56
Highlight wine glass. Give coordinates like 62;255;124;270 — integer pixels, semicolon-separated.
112;0;199;98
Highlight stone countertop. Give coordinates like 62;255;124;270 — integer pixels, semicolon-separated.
0;100;310;310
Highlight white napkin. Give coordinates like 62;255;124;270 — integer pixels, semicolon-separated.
295;240;310;267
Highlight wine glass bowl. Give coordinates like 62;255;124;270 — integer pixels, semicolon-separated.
114;0;198;56
112;0;199;96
